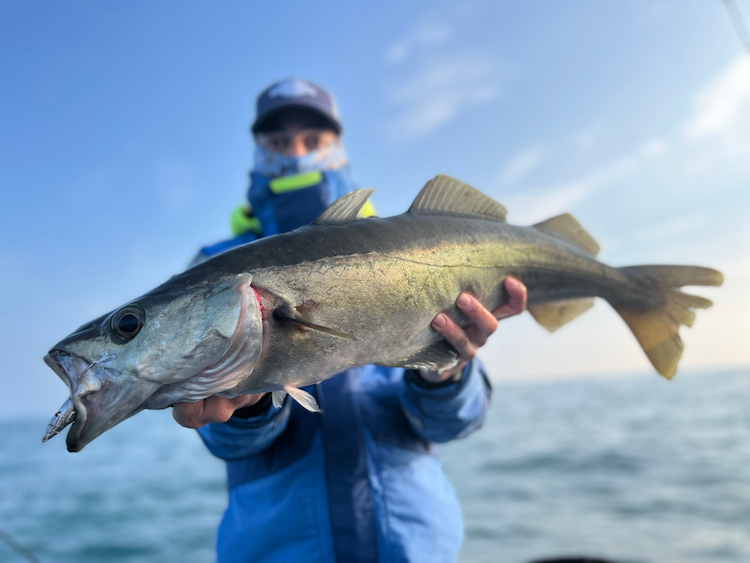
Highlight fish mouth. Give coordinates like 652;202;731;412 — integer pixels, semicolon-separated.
43;350;153;452
44;350;99;451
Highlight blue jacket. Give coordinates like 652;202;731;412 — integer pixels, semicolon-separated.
198;363;491;563
192;169;359;264
194;169;492;562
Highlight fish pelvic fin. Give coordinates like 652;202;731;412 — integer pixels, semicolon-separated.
284;385;321;413
271;390;288;408
314;189;375;224
528;298;595;332
534;214;600;256
409;175;507;221
615;265;723;379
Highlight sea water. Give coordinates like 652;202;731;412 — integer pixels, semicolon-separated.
1;369;748;563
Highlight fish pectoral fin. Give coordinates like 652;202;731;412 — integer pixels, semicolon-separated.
409;175;507;221
528;298;595;332
284;385;321;413
271;390;288;408
273;303;354;340
383;341;460;372
314;189;375;224
533;214;600;256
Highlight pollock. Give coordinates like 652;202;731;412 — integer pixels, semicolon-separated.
44;176;722;451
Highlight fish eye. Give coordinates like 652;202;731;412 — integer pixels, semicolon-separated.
110;305;145;343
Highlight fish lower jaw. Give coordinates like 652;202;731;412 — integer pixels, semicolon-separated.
41;398;76;443
65;422;87;452
43;349;122;451
65;389;99;452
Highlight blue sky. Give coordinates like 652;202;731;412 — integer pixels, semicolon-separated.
1;1;749;418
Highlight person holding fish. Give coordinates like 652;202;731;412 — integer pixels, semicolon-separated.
173;78;527;562
42;76;720;561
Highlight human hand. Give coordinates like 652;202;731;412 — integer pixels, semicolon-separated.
172;393;266;429
419;277;528;383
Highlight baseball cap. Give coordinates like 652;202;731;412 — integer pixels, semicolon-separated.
251;78;342;134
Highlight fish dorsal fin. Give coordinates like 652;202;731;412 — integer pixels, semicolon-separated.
314;189;375;225
534;214;600;256
409;175;507;221
528;297;595;332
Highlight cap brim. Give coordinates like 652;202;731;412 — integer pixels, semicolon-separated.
251;105;342;135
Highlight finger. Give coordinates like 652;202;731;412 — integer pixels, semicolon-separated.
456;293;498;344
230;394;265;410
172;401;207;429
492;277;527;320
201;396;239;424
432;313;476;362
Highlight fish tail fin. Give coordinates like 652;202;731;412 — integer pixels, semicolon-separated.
619;265;724;288
614;265;723;379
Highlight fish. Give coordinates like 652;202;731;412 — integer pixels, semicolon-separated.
43;175;723;451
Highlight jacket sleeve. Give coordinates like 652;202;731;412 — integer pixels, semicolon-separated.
398;360;492;444
196;399;291;461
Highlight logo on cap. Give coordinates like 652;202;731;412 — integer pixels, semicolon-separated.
268;79;318;99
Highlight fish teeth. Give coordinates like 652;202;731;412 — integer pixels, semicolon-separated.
41;398;76;442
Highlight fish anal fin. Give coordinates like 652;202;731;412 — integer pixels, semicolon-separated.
314;189;375;225
409;175;507;222
284;385;321;412
534;214;600;256
528;298;595;332
273;303;354;340
383;341;460;372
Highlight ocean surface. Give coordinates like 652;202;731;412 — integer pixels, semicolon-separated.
1;368;748;563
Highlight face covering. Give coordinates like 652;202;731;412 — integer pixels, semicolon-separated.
253;140;348;177
247;140;357;236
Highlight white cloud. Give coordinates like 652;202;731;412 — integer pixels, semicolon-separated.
484;57;750;380
632;212;707;244
383;9;503;140
504;152;645;223
583;154;640;187
676;56;750;175
386;53;501;139
683;56;750;142
637;137;669;159
497;148;543;186
385;20;453;64
505;56;750;224
503;182;590;224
